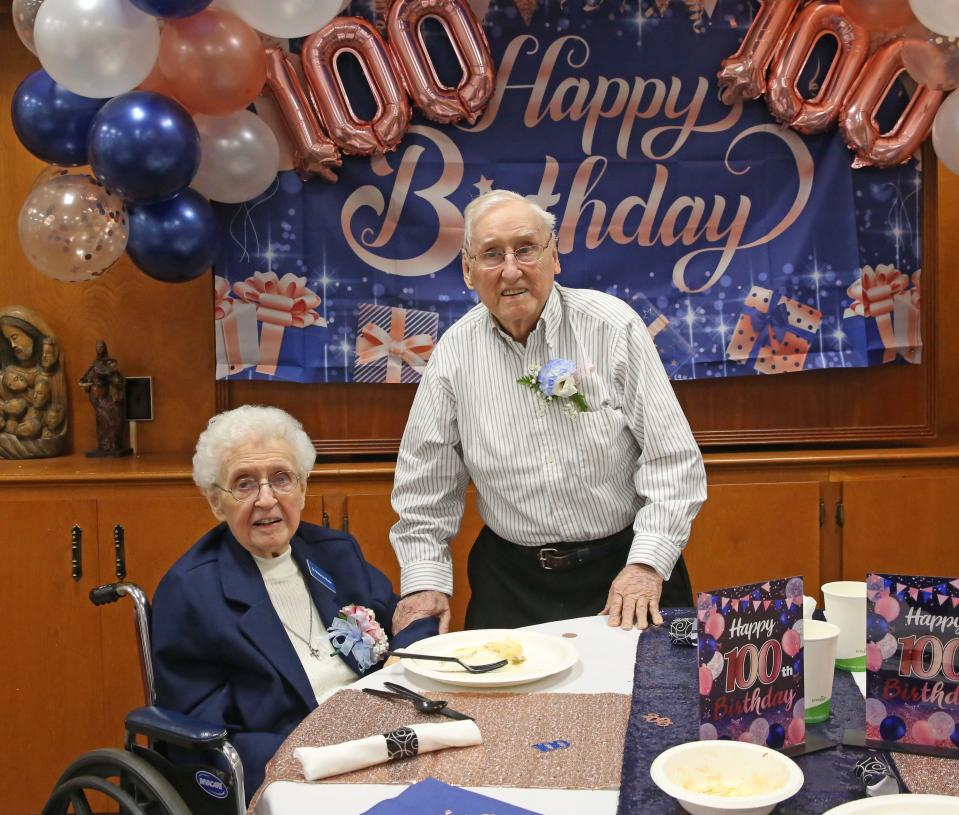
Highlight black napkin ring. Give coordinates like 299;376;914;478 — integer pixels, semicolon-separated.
384;726;419;760
854;755;900;796
668;617;697;647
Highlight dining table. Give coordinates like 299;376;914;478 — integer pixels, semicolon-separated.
254;614;639;815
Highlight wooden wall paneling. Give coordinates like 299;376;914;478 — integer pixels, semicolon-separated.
1;20;216;456
838;473;959;581
685;481;823;598
0;500;108;815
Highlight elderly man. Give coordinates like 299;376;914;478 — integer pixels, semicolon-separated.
390;189;706;634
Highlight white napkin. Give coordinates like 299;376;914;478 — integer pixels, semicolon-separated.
294;719;483;780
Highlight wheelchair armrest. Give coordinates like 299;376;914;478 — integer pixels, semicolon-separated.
125;706;229;750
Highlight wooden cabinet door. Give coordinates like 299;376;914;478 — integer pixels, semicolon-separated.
686;481;823;598
342;491;484;632
840;475;959;580
0;500;107;815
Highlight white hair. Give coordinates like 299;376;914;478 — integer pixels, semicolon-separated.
462;190;556;252
192;405;316;493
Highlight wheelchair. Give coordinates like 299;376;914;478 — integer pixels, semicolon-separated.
41;583;246;815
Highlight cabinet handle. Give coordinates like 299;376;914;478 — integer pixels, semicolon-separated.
114;524;127;580
70;525;82;581
342;510;349;534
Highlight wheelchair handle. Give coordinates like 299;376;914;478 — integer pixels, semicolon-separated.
89;584;125;606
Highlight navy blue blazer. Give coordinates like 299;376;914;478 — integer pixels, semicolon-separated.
151;521;437;797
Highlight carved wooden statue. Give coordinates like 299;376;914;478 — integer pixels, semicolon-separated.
0;305;68;459
78;340;132;458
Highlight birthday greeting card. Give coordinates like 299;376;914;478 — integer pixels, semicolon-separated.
698;577;805;749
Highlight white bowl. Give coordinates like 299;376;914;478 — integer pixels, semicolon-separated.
823;794;959;814
649;740;804;815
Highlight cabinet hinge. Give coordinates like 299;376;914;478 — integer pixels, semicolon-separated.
70;525;82;581
835;501;845;528
342;511;349;534
819;498;825;527
114;524;127;580
322;511;330;528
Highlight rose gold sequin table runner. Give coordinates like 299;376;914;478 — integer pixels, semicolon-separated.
258;688;629;800
895;753;959;796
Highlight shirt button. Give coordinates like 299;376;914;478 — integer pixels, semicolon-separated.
546;455;555;464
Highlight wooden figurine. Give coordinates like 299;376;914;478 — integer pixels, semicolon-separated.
0;305;68;459
78;340;133;458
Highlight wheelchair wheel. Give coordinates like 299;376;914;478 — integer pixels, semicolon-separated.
41;748;192;815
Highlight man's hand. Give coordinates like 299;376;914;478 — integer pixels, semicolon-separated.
601;564;664;630
393;590;451;635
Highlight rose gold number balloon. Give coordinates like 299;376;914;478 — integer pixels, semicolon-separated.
767;1;869;134
301;18;411;155
840;38;945;167
264;48;341;180
387;0;494;124
718;0;803;104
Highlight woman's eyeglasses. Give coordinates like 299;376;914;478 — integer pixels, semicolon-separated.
215;470;300;502
465;235;553;270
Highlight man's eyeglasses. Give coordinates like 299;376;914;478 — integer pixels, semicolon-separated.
465;235;553;270
214;470;300;502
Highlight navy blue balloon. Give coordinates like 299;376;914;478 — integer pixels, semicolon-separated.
127;190;219;283
699;635;717;664
879;715;907;741
88;92;200;204
951;724;959;749
766;724;786;748
128;0;212;17
11;70;106;166
867;612;890;642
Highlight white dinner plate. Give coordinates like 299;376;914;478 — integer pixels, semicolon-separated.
396;628;579;688
822;795;959;814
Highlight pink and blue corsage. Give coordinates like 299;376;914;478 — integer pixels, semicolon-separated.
327;604;389;672
518;358;589;413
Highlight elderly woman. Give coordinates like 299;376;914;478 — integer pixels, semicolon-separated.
152;405;437;798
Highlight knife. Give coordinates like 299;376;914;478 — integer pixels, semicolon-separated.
381;681;474;721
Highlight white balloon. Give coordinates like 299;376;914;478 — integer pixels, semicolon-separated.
216;0;344;38
933;89;959;176
34;0;159;99
12;0;45;55
191;111;280;204
910;0;959;38
865;698;887;727
927;711;956;740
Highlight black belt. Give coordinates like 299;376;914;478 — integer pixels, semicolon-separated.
487;526;631;572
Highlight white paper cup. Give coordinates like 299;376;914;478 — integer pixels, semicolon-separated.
821;581;867;671
803;619;839;723
802;595;817;619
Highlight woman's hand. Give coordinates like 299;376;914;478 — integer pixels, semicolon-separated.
393;590;451;634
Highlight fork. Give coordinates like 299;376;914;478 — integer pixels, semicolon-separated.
361;687;448;713
386;650;509;673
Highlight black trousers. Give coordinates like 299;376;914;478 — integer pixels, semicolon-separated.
464;525;693;630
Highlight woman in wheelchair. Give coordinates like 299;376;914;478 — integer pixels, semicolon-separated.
151;405;438;800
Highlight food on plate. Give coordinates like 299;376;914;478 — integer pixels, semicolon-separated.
453;637;526;666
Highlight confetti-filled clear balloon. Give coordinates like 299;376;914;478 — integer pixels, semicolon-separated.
928;711;956;740
878;632;899;660
18;171;128;282
12;0;45;55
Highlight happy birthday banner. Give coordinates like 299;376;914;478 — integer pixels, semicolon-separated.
212;0;923;383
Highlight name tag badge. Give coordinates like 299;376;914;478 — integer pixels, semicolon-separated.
306;559;336;593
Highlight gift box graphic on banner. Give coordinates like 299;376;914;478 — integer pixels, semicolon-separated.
632;293;693;378
214;276;258;380
843;265;922;366
726;287;823;375
230;271;327;377
354;304;438;384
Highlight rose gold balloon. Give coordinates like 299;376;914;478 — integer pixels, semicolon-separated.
840;37;945;167
718;0;803;104
301;17;411;155
387;0;494;124
767;1;870;134
159;8;267;116
839;0;916;33
136;61;192;111
264;48;341;181
902;28;959;90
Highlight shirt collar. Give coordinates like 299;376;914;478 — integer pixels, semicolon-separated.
484;283;563;351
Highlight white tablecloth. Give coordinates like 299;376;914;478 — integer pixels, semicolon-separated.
255;615;641;815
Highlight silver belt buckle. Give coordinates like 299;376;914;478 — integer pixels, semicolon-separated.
538;547;559;570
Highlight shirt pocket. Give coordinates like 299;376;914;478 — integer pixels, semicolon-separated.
571;406;632;483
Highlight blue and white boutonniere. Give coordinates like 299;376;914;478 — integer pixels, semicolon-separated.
327;604;389;672
518;358;589;414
